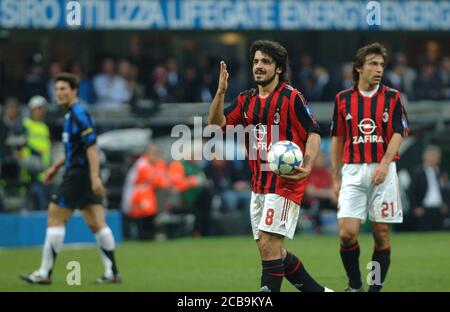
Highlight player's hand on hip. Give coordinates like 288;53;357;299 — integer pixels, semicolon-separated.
216;61;229;95
371;163;389;185
91;176;107;197
279;166;310;182
43;165;59;184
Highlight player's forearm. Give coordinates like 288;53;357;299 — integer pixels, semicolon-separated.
86;144;101;179
303;133;321;170
380;133;403;166
208;92;226;127
331;136;344;180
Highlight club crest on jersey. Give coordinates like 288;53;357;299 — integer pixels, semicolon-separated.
253;123;267;141
353;118;383;144
251;123;274;152
382;112;389;123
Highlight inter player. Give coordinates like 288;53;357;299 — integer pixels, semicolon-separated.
209;40;332;292
331;43;409;292
20;73;121;284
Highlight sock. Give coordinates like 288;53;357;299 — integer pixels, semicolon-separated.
340;241;362;289
95;227;118;277
260;259;284;292
368;246;391;292
283;251;325;292
39;226;65;277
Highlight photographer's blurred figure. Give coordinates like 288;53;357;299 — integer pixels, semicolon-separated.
0;97;27;195
121;144;169;239
22;96;51;210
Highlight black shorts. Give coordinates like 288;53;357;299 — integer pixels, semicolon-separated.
51;168;103;209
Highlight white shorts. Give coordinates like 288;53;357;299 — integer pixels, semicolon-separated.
338;162;403;223
250;192;300;240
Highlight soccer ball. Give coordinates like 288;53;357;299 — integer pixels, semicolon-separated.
267;140;303;175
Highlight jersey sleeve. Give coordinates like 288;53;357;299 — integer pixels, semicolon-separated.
293;92;321;135
223;95;243;126
73;106;97;148
392;93;409;137
330;94;345;136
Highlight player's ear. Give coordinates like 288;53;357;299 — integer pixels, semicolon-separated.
276;67;282;74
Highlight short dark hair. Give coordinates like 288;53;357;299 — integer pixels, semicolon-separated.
353;42;388;82
55;72;80;90
249;40;290;83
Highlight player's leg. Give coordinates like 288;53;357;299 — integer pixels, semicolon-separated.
81;204;120;283
280;247;329;292
20;202;74;284
367;162;403;292
368;222;391;292
250;192;283;291
337;164;368;291
256;194;330;292
257;231;285;292
338;218;363;291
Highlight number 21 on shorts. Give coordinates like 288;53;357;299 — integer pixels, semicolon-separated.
381;202;395;218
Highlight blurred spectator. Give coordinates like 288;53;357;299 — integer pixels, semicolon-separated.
311;65;330;101
22;96;51;211
121;144;169;240
296;54;314;90
304;152;337;233
204;159;251;212
21;54;46;102
385;52;417;99
439;56;450;99
0;97;27;187
93;57;131;107
181;65;202;102
69;61;94;105
118;58;145;105
46;61;62;104
200;73;214;103
129;35;151;83
323;62;354;100
148;66;173;103
168;158;213;236
419;40;441;67
414;62;442;100
165;56;180;99
408;146;449;231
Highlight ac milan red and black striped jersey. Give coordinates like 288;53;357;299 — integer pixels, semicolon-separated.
224;82;321;204
330;83;409;164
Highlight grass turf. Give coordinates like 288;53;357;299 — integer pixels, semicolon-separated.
1;232;449;292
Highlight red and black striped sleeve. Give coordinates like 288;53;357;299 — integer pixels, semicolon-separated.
330;94;345;136
392;93;409;137
292;92;321;135
223;95;244;126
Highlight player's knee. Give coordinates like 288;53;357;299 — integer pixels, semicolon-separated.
339;228;358;246
373;230;390;248
259;233;282;259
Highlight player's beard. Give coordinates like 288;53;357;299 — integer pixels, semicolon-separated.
254;71;277;87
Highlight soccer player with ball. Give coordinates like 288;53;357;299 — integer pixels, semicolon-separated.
208;40;332;292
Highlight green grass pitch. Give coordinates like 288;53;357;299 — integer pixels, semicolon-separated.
1;232;449;292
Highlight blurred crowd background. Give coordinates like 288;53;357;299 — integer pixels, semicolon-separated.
1;0;450;241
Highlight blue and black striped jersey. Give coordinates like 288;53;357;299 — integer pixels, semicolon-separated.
62;102;97;169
